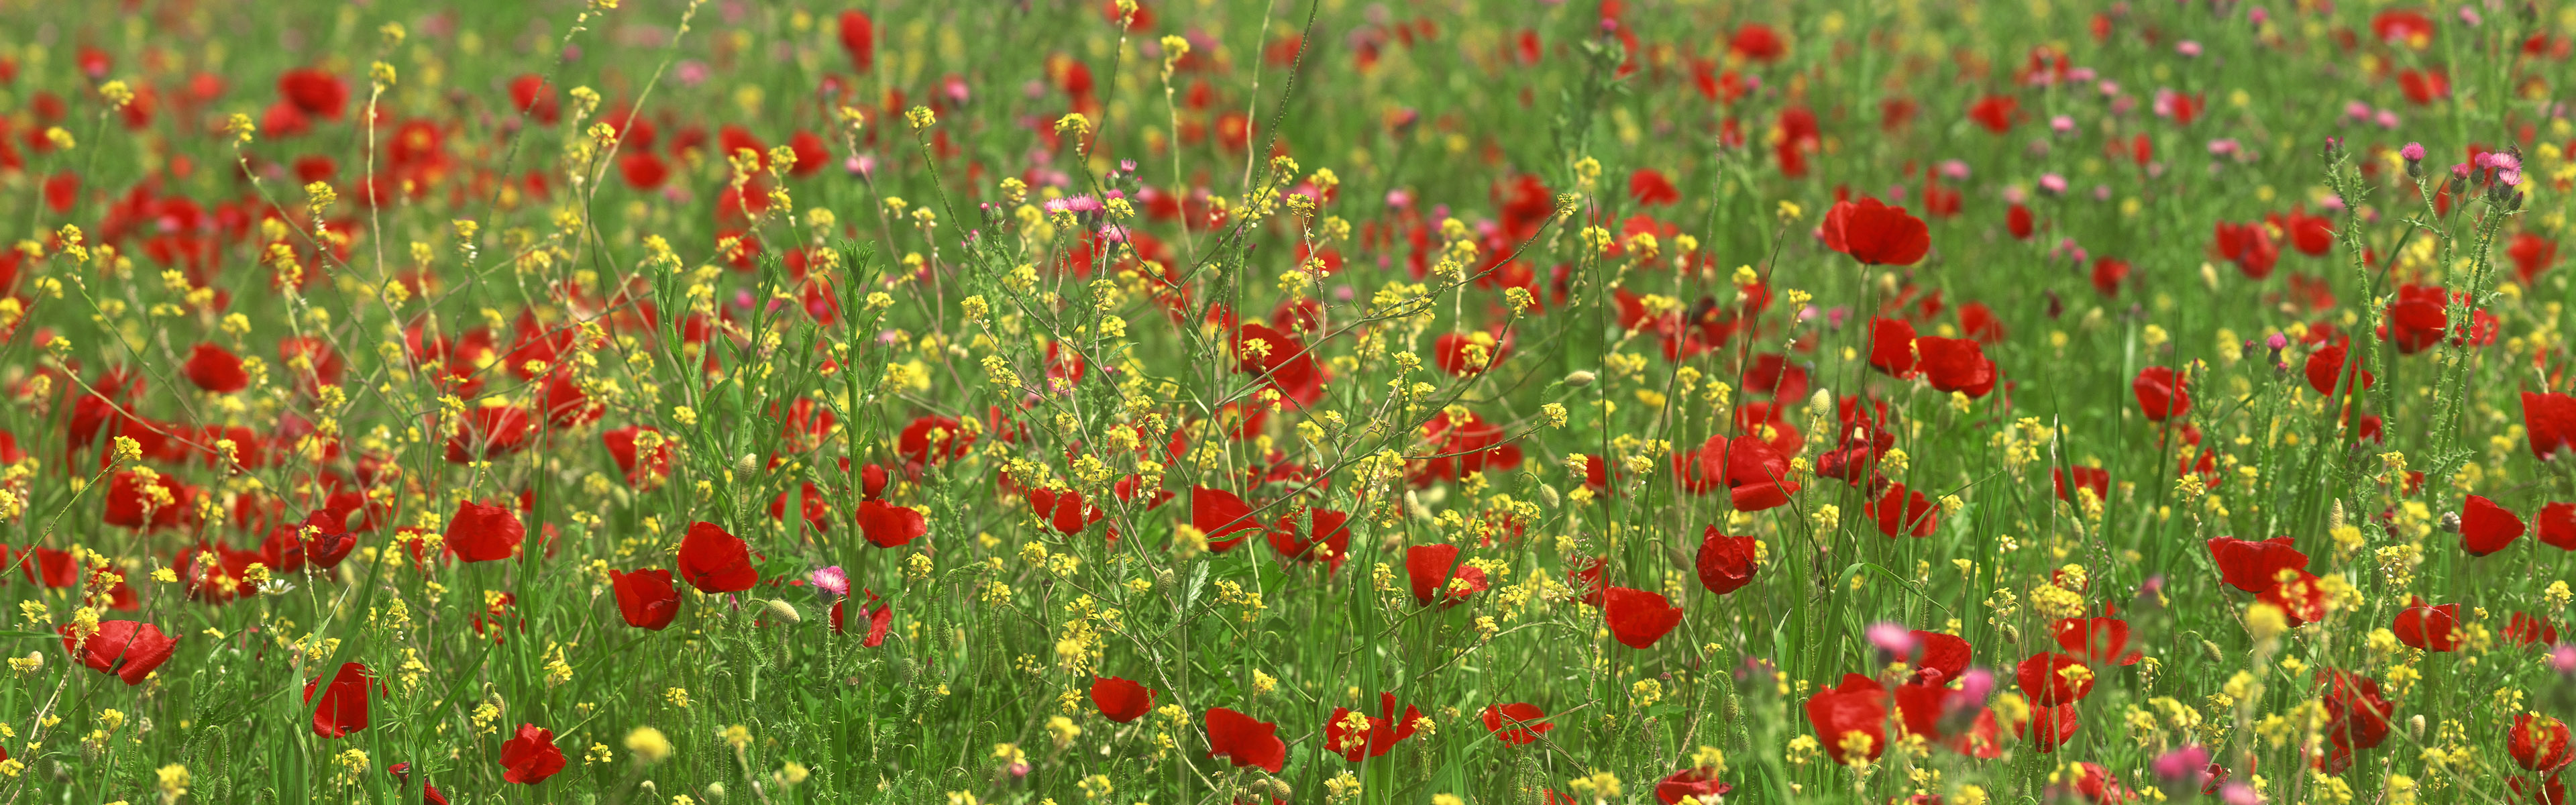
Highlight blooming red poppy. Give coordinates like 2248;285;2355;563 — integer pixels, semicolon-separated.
2053;466;2109;505
1203;707;1287;772
444;404;535;464
445;500;525;564
2514;714;2575;773
2016;703;2081;753
2302;343;2373;396
609;568;681;630
1269;508;1350;572
601;426;672;488
1603;586;1683;649
1821;198;1931;266
1325;692;1423;762
1028;487;1105;537
2206;537;2307;593
507;74;559;124
2258;570;2331;627
1481;702;1554;746
2317;669;2393;771
2510;232;2559;285
2392;596;2462;651
1694;527;1758;595
1906;631;1973;684
2133;366;2189;422
1968;95;2017;133
1868;317;1919;378
897;415;975;465
104;469;198;530
61;620;178;685
184;343;248;393
837;11;876;71
2090;256;2131;297
276;68;349;118
2051;616;2143;666
1728;23;1784;61
2006;203;2035;239
1867;482;1940;538
498;723;567;784
305;661;372;738
1404;543;1485;606
2212;221;2279;278
831;588;894;646
1915;337;1996;396
1190;486;1265;551
1654;768;1732;804
1090;676;1156;723
2526;392;2576;460
2508;611;2561;647
1629;168;1680;207
1432;331;1510;376
675;521;757;593
2461;494;2526;556
2015;651;2095;706
1804;674;1889;765
855;499;928;548
2541;502;2576;550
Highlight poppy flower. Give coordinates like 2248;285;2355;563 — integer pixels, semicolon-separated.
1190;486;1265;551
2051;616;2143;666
1203;707;1287;773
443;404;535;464
2302;343;2374;396
104;469;198;530
2508;612;2561;647
837;11;876;71
445;500;525;564
305;661;372;738
855;499;928;548
2090;256;2131;296
498;723;568;784
1269;508;1350;572
1915;337;1996;396
2514;714;2575;772
1091;676;1156;722
184;343;248;393
1603;586;1683;649
1804;674;1890;765
1629;168;1680;207
2317;669;2393;770
277;68;349;118
675;521;757;593
2133;366;2189;422
2012;703;2081;753
1654;768;1732;805
2526;392;2576;460
1821;197;1931;266
1028;486;1107;537
609;568;682;630
2053;466;2109;505
1566;556;1607;606
2391;596;2462;651
61;620;178;685
2541;502;2576;550
1694;527;1759;595
1867;483;1941;538
833;588;894;646
2015;651;2095;706
602;426;673;488
1432;331;1510;376
897;415;975;465
1325;692;1424;761
2257;569;2331;627
1868;318;1919;378
2206;536;2307;593
2212;221;2279;278
296;509;358;570
2461;494;2526;556
1481;702;1554;746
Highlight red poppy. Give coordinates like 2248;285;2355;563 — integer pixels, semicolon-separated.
1406;543;1462;605
1191;486;1265;551
2015;651;2095;706
184;343;248;393
1821;198;1931;266
2526;392;2576;460
832;589;894;646
1869;317;1919;378
1694;527;1759;595
2206;536;2307;593
1203;707;1287;773
1269;508;1350;572
1804;674;1889;765
61;620;178;685
2461;494;2526;556
897;415;975;465
1432;331;1511;376
1727;23;1784;62
104;469;198;530
1325;692;1423;762
1481;702;1554;746
498;723;567;784
2133;366;2189;422
1090;676;1156;723
507;74;559;124
855;500;928;549
1968;95;2017;133
1603;586;1683;649
2051;616;2143;665
2514;714;2575;772
2212;221;2279;278
443;404;535;464
2392;596;2462;651
276;68;349;118
601;426;673;488
2053;466;2109;505
2302;343;2373;396
837;11;876;71
2015;703;2081;752
2090;256;2131;296
1027;486;1106;537
2259;570;2332;627
675;521;757;593
1654;768;1732;805
1629;169;1680;207
305;661;372;738
608;568;682;630
1867;482;1941;538
2542;502;2576;550
2317;669;2393;771
2508;611;2561;647
1916;337;1996;396
445;500;524;564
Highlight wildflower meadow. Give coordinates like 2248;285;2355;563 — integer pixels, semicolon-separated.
0;0;2573;802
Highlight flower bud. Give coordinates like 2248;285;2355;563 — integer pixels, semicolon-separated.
1564;370;1597;387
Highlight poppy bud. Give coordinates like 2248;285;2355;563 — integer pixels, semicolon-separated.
2438;511;2461;533
2409;714;2426;741
1152;566;1174;594
736;453;759;474
761;598;801;625
1536;484;1561;508
705;783;726;800
1260;779;1294;800
2200;639;2224;663
1563;370;1596;387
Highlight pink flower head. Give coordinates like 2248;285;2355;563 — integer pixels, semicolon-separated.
2176;40;2203;57
2400;142;2427;161
1866;623;1918;657
2039;174;2069;195
810;566;851;598
2153;745;2212;782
